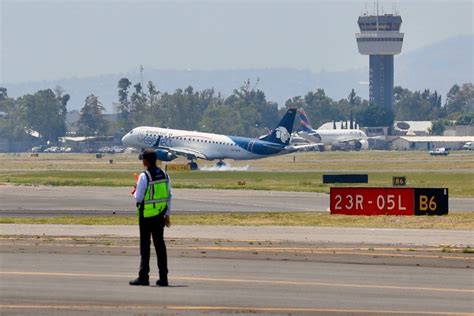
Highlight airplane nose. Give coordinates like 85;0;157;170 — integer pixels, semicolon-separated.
121;133;129;145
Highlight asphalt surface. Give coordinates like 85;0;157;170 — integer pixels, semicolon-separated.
1;183;473;315
2;224;473;247
0;185;472;217
1;234;473;315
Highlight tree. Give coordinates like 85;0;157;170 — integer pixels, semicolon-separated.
356;102;394;127
455;113;474;125
0;87;7;101
18;88;69;142
445;83;474;116
393;86;443;120
301;89;342;128
224;80;277;137
117;78;133;130
200;103;244;136
0;88;27;140
130;83;149;126
77;94;108;136
430;119;446;136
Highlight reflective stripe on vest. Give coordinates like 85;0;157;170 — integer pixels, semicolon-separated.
137;170;170;218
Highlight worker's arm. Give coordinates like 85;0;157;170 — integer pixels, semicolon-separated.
165;176;172;216
164;170;172;227
134;172;148;203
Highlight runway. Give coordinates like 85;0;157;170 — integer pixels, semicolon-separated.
0;185;472;216
1;234;473;315
0;185;328;216
1;184;473;314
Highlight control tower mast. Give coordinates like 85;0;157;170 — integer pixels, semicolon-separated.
356;7;404;110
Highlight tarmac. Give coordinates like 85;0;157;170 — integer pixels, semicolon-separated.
1;225;473;315
1;184;473;315
0;185;473;217
1;224;473;247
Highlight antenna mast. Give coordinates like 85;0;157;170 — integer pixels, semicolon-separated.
376;0;379;30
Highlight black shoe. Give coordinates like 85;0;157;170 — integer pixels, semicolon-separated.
129;278;149;286
156;279;168;287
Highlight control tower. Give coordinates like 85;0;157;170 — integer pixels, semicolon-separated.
356;12;404;109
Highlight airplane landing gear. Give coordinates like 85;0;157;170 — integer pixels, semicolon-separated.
216;160;226;168
188;160;199;170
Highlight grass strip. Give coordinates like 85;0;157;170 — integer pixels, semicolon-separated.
1;170;473;197
1;212;473;230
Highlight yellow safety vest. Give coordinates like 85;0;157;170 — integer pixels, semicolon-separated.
137;170;170;218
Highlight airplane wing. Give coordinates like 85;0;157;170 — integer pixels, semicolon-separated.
337;137;364;144
160;146;208;160
284;143;322;152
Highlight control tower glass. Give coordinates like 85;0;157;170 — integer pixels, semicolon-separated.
356;14;404;110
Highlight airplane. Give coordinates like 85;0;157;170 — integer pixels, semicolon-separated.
297;109;369;150
121;107;316;169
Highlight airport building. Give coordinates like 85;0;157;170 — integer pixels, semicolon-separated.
391;136;474;151
356;11;404;110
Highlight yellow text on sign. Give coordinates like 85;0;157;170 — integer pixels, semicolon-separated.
419;195;437;211
165;164;191;172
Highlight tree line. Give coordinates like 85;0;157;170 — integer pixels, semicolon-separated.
0;81;472;145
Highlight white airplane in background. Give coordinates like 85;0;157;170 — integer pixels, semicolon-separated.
121;108;316;169
297;109;369;150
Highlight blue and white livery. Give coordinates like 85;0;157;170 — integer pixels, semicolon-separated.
121;108;316;167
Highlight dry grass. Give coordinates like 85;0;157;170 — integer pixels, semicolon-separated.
1;151;473;196
1;212;473;230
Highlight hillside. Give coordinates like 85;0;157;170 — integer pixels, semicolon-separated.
3;35;472;111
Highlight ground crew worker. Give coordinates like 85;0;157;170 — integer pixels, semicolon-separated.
129;149;171;286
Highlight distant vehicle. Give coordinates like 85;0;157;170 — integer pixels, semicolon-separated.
430;147;449;156
122;108;316;169
44;146;60;153
462;142;473;150
98;146;114;153
297;109;369;151
31;146;44;153
124;147;140;154
98;146;124;154
111;146;124;153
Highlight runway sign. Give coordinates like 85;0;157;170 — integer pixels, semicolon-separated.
414;188;449;216
164;163;190;172
323;174;368;184
392;176;406;186
330;187;448;216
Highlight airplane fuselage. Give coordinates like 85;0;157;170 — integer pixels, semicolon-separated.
320;129;367;145
122;126;288;161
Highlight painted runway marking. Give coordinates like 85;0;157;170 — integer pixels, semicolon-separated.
1;271;472;293
0;304;471;315
169;306;474;315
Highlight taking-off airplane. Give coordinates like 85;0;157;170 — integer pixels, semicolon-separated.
121;107;316;169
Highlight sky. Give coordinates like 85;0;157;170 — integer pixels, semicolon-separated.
0;0;472;84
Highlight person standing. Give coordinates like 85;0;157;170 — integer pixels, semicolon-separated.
129;149;171;286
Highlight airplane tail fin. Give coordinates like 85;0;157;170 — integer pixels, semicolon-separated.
299;109;315;133
261;107;297;146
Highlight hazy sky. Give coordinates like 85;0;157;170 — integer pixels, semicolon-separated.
1;0;472;83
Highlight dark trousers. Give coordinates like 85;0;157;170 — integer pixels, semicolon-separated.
138;215;168;281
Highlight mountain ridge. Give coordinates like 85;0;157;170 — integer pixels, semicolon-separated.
3;35;472;111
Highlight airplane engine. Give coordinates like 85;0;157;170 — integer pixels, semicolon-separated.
356;139;369;151
155;149;178;161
